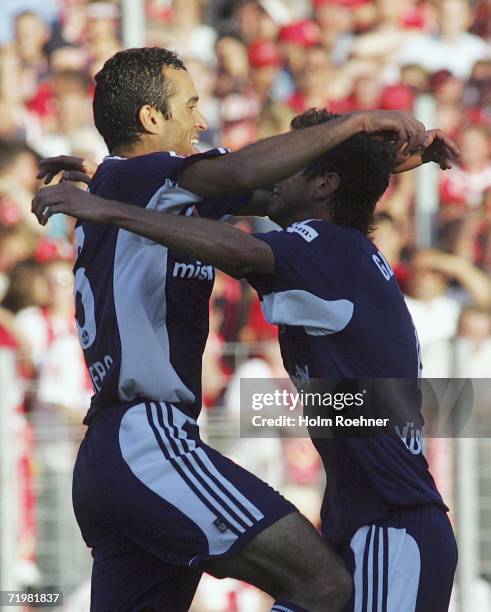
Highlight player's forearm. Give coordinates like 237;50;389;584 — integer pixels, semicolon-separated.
101;199;274;278
181;114;364;197
229;114;359;188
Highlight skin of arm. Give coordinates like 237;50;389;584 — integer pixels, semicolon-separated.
177;111;427;198
37;126;457;217
32;185;274;279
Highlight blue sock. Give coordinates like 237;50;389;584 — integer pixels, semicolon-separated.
271;602;310;612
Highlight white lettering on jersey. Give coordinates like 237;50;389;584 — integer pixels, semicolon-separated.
287;221;319;243
88;354;113;392
372;250;394;281
172;261;214;280
395;421;423;455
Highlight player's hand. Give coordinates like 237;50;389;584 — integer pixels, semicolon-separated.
37;155;98;185
420;129;459;169
32;182;107;226
356;110;426;157
392;129;460;173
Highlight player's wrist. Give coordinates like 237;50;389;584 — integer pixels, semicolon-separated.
344;112;366;135
99;198;122;224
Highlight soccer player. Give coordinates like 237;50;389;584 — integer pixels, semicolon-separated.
32;47;433;612
34;108;459;611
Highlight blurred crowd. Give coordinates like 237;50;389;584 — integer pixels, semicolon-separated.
0;0;491;607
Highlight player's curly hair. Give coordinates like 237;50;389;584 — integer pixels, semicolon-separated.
291;108;395;236
93;47;186;152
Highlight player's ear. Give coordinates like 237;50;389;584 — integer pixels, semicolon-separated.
314;171;340;200
137;105;162;135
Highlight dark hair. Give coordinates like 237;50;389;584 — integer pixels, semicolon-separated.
1;259;46;314
93;47;186;152
291;108;395;235
0;140;40;174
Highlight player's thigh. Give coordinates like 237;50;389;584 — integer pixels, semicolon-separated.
344;506;457;612
90;541;201;612
201;510;350;598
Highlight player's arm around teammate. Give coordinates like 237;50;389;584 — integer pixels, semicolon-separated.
32;122;457;282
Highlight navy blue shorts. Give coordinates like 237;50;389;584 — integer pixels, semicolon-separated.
72;401;296;611
340;505;457;612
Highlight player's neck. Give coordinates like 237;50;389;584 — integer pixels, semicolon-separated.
111;141;160;158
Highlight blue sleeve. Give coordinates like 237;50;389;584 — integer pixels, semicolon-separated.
249;221;360;296
246;221;357;334
247;220;328;296
90;148;251;217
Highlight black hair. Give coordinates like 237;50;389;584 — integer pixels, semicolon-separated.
93;47;186;152
291;108;395;236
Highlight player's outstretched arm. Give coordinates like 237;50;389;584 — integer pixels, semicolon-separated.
179;110;427;198
31;183;274;279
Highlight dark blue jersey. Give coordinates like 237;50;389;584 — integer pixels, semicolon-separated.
74;149;249;425
248;219;446;547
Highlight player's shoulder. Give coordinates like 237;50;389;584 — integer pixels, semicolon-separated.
112;151;183;179
97;148;229;181
90;151;188;199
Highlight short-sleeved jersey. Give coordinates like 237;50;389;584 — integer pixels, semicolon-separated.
248;219;446;547
74;149;249;425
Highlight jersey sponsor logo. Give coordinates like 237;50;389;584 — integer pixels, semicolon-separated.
287;221;319;242
372;250;394;281
172;261;214;280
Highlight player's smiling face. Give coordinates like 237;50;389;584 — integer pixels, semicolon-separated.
161;68;208;156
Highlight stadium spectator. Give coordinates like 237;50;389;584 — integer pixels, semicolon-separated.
0;140;44;233
404;249;491;348
440;123;491;211
313;0;356;66
13;11;51;99
1;258;48;315
423;304;491;376
397;0;491;79
85;1;121;76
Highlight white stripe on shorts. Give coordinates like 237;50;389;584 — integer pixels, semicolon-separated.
119;402;241;555
154;403;264;527
350;524;421;612
119;402;264;558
